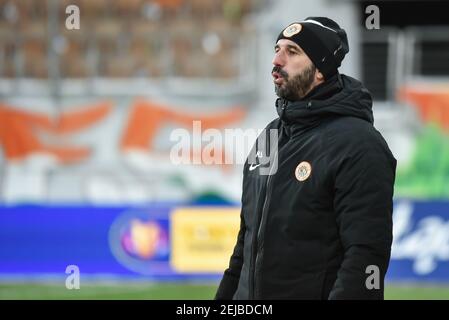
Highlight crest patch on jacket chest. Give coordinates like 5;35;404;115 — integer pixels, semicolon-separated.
295;161;312;182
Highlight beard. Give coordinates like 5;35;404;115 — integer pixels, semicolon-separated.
273;64;316;101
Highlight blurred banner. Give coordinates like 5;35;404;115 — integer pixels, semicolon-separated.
1;88;449;205
0;200;448;282
389;200;449;281
0;204;239;281
0;100;248;204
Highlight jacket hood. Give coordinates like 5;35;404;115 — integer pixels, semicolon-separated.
276;74;374;128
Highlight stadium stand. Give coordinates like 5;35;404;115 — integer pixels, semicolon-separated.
0;0;260;79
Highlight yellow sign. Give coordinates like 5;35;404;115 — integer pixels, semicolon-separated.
171;207;240;273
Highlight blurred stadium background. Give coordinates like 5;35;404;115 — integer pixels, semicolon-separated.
1;0;449;300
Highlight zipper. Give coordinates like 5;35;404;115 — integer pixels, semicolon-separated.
249;110;283;299
280;99;287;120
248;131;270;299
248;184;266;300
252;150;278;299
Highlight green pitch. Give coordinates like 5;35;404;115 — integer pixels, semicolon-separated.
0;282;448;300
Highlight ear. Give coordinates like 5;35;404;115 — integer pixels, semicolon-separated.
315;69;324;81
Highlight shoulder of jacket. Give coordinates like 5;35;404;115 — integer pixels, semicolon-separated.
323;116;394;159
323;116;376;141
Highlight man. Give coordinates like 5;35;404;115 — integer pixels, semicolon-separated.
215;17;397;300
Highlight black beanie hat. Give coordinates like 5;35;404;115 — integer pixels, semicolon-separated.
276;17;349;79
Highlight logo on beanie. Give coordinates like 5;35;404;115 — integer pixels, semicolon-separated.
283;23;302;37
295;161;312;182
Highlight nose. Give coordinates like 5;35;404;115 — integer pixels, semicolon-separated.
272;50;285;67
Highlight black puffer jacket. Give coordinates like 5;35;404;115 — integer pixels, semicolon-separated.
215;74;397;300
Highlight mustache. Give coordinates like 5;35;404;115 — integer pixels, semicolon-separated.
272;66;289;79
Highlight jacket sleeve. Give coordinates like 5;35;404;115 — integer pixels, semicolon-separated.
328;137;397;300
214;213;246;300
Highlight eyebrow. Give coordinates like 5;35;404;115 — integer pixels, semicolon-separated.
275;44;302;52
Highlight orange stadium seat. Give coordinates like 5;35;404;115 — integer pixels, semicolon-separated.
22;38;47;78
0;39;17;78
115;0;142;18
131;20;159;37
60;38;90;78
130;35;164;77
94;18;122;38
190;0;221;19
108;54;140;78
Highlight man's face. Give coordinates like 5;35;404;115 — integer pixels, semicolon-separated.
272;39;317;101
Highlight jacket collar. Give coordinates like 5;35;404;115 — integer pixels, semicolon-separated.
275;74;373;130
